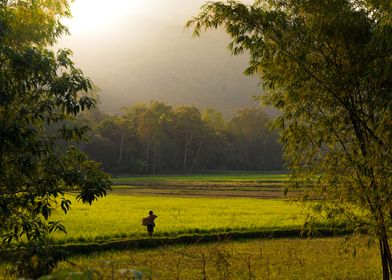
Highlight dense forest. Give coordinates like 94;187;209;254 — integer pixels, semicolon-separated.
77;101;283;174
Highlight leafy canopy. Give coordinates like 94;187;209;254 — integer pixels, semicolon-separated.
0;0;111;251
188;0;391;276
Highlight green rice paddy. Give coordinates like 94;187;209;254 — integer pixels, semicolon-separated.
50;193;305;244
111;172;288;185
0;173;380;279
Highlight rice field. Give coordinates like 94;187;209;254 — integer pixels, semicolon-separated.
0;173;380;279
50;194;307;244
49;237;381;279
111;172;294;198
111;172;288;184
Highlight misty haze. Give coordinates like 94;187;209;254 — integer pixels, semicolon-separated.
59;0;260;116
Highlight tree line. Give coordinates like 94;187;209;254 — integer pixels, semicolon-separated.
77;101;283;174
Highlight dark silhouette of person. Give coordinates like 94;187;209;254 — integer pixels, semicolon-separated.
147;210;157;238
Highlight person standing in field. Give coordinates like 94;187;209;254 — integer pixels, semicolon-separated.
146;210;157;238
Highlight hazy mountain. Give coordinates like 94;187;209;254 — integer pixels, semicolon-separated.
58;3;270;116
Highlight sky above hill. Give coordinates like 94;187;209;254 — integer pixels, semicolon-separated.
58;0;261;116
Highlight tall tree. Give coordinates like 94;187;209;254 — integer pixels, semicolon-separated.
94;116;134;169
0;0;110;276
173;106;205;170
121;101;174;174
228;107;282;170
188;0;392;278
200;109;229;170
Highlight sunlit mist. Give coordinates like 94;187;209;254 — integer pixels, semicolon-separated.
59;0;260;115
65;0;146;33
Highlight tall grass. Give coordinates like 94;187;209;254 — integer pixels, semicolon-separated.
51;237;381;279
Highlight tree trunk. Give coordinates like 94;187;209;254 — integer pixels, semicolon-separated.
202;154;212;171
378;211;392;280
152;142;157;175
379;236;392;280
183;130;192;170
380;239;388;280
145;137;150;174
191;136;205;170
118;133;124;164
